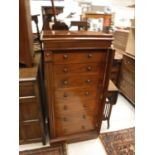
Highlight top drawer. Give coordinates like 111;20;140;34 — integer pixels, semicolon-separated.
44;50;107;64
19;81;35;97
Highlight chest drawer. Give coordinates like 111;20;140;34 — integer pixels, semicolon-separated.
54;99;98;114
19;97;40;121
54;74;103;89
54;87;99;102
55;115;97;136
19;82;35;97
54;63;104;75
45;51;107;64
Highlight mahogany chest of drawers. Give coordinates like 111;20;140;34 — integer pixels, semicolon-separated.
118;53;135;104
41;31;114;143
19;54;46;144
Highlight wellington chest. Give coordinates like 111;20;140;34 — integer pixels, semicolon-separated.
41;31;114;143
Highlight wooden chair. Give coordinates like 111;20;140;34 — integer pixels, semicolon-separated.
103;80;119;129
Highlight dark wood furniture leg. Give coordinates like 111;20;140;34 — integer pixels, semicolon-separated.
103;80;119;129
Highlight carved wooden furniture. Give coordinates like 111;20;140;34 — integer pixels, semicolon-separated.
41;6;64;30
19;54;46;145
41;30;114;144
103;80;119;128
70;21;89;30
118;53;135;104
84;13;112;32
19;0;34;67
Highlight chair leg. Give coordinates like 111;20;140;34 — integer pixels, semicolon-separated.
107;119;110;129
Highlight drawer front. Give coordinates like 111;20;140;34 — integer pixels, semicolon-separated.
122;55;135;73
54;63;104;75
54;99;98;114
55;116;97;136
19;97;40;121
19;82;35;97
55;87;99;102
20;121;42;142
54;74;103;89
52;51;107;64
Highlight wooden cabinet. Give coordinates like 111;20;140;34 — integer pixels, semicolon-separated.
19;54;46;144
118;53;135;104
41;31;114;143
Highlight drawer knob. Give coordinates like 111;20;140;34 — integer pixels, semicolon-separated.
63;117;68;121
85;91;89;96
85;79;91;83
63;80;68;85
87;66;92;71
83;104;87;108
64;128;67;133
64;93;68;98
88;53;92;58
99;95;103;100
82;115;86;119
63;54;68;59
46;53;50;56
64;105;68;110
63;68;68;73
82;125;85;129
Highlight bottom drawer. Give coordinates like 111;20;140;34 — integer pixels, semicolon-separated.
55;115;97;136
19;121;42;144
55;118;97;137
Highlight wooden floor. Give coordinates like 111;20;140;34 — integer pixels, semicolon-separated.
19;144;67;155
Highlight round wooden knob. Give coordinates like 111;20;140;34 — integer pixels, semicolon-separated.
82;125;85;129
46;53;50;56
82;115;86;119
63;117;68;121
99;95;103;100
83;104;87;108
85;91;89;96
88;53;92;58
63;93;68;98
64;128;67;133
85;79;91;83
87;66;92;71
63;68;68;73
63;80;68;85
63;54;68;59
63;105;68;110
